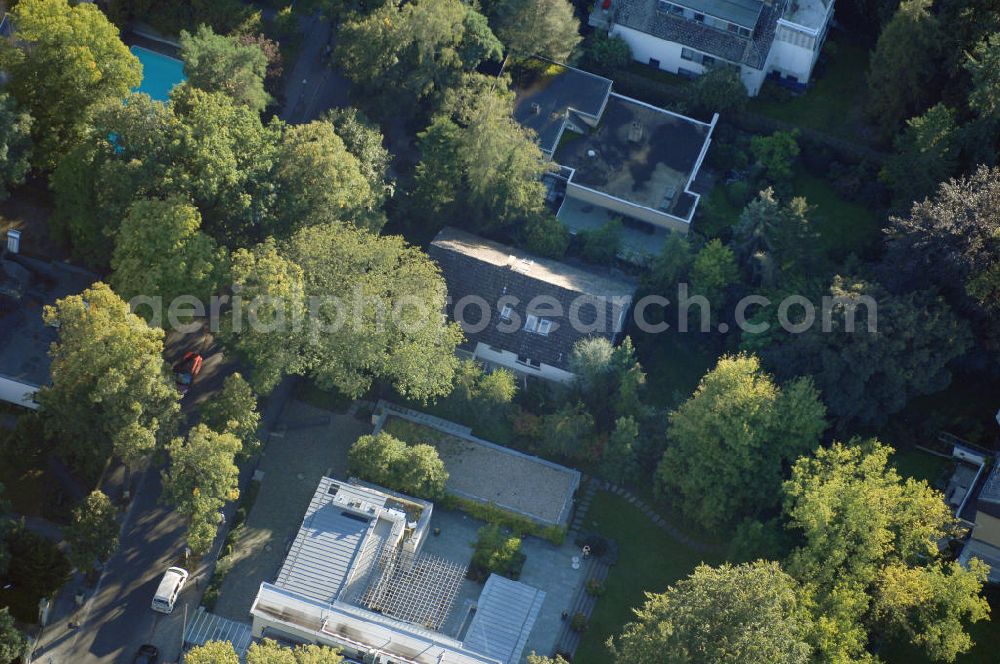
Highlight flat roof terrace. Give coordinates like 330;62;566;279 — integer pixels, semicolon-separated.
554;94;712;220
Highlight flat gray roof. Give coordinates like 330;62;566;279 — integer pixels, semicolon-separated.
670;0;763;28
274;477;378;603
463;575;545;664
512;60;612;155
554;94;712;218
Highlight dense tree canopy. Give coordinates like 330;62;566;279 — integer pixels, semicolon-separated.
201;373;261;455
286;224;463;400
221;240;309;393
866;0;942;140
410;87;549;234
66;490;120;573
247;639;344;664
349;432;449;500
38;283;181;477
162;425;242;554
731;189;820;288
335;0;502;111
490;0;581;61
610;561;814;664
184;640;241;664
760;275;972;429
784;441;989;662
0;607;26;664
180;25;271;112
656;354;826;530
881;166;1000;355
111;196;226;307
881;103;960;209
0;94;32;199
271;121;378;236
0;0;141;169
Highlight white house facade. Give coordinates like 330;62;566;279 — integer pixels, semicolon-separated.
590;0;835;95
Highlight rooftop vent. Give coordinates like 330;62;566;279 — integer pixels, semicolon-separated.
530;102;541;115
627;120;644;143
587;149;598;158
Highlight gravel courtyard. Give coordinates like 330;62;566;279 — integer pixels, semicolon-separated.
380;408;581;526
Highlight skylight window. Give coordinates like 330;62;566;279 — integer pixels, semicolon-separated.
537;319;552;336
524;315;539;332
500;304;513;321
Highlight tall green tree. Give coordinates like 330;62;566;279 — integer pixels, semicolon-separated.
0;94;32;199
0;0;141;169
247;638;344;663
881;104;960;209
0;607;26;664
491;0;581;61
966;32;1000;127
38;283;181;477
689;239;738;314
180;25;271;113
220;240;308;393
681;66;748;118
349;432;449;500
326;107;394;228
760;275;972;429
603;415;641;485
162;425;242;555
270;121;378;236
784;441;989;663
866;0;942;140
569;337;647;428
881;166;1000;354
750;130;800;187
111;196;226;308
335;0;502;111
201;373;261;455
731;189;820;287
0;483;9;577
411;88;548;233
184;641;241;664
656;354;826;530
66;490;119;573
287;224;463;400
610;561;814;664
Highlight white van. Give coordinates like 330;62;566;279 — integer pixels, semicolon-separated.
151;567;189;614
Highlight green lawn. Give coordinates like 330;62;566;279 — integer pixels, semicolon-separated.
890;447;951;487
697;173;880;261
574;491;718;662
792;172;882;259
749;38;872;143
633;330;719;409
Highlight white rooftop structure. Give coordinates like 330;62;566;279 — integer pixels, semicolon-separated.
251;478;546;664
463;575;546;664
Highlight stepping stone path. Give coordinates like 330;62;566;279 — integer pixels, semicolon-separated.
554;476;718;659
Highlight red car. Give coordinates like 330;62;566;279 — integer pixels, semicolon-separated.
172;352;203;394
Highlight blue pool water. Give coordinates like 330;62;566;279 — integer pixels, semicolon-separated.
130;45;186;102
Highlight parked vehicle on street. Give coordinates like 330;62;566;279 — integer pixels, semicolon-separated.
172;352;203;395
151;567;188;614
132;644;159;663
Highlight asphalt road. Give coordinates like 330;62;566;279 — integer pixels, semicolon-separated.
33;324;240;664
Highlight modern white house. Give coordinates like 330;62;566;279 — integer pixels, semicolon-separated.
248;477;546;664
428;228;636;384
589;0;835;95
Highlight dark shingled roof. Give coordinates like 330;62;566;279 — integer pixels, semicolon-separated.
428;228;636;372
512;62;613;155
612;0;785;69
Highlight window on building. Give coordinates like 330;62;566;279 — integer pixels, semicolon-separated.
727;22;739;32
680;48;695;61
537;319;552;336
499;303;513;321
739;26;752;37
669;3;684;15
694;12;705;22
702;55;715;67
523;315;539;332
648;57;661;68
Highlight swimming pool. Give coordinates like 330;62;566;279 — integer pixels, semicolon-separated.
130;45;186;102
